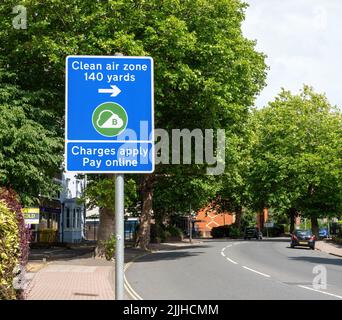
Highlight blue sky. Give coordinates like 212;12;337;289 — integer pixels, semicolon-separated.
242;0;342;108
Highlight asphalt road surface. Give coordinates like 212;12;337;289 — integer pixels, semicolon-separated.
125;238;342;300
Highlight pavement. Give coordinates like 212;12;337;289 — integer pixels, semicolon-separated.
125;238;342;300
316;239;342;257
25;247;146;300
28;245;96;261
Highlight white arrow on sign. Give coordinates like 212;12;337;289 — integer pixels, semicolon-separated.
98;85;121;97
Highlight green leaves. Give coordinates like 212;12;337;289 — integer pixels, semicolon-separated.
0;0;268;219
249;86;342;219
0;76;63;205
0;200;20;300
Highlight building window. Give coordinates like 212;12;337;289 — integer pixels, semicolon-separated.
73;209;76;229
76;180;81;198
65;178;72;198
66;208;70;229
77;208;81;228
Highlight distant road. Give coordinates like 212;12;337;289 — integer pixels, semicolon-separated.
125;238;342;300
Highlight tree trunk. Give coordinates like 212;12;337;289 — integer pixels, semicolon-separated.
98;206;115;241
136;174;155;250
96;174;115;256
234;205;243;230
289;208;297;234
311;216;319;238
95;206;115;256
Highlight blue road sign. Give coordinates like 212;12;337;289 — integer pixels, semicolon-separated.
65;55;154;173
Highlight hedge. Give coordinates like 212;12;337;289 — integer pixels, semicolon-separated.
0;200;20;300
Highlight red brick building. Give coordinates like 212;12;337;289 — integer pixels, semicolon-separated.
194;205;235;237
256;208;269;230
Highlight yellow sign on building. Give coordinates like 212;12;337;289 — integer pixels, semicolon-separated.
23;207;40;224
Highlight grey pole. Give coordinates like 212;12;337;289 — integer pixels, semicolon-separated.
115;173;124;300
113;52;125;300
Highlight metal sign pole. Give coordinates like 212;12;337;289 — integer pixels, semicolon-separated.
115;173;124;300
65;52;153;300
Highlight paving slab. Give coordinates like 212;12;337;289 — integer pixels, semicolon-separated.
25;247;146;300
316;240;342;258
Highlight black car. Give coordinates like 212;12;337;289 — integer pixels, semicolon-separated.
244;227;263;240
290;229;316;249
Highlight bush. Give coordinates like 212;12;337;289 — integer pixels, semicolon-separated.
229;226;241;238
332;236;342;245
100;234;116;261
211;225;230;238
150;223;165;243
0;200;21;300
163;230;171;242
210;225;243;238
0;188;29;266
262;224;285;237
165;226;183;240
150;224;184;243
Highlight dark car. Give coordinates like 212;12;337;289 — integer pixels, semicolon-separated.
244;227;263;240
290;229;316;249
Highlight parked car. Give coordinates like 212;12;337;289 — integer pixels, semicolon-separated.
290;229;316;249
244;227;263;240
319;228;329;239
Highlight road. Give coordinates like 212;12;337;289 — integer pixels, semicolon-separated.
125;238;342;300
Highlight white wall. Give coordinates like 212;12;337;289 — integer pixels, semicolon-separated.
59;173;86;243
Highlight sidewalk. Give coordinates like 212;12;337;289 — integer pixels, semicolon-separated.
316;240;342;258
25;248;145;300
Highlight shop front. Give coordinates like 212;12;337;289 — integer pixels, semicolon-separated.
24;201;61;244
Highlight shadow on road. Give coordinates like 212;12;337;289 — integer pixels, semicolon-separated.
289;256;342;267
202;237;291;244
133;250;205;263
286;246;312;250
150;244;211;251
261;238;291;243
29;247;95;261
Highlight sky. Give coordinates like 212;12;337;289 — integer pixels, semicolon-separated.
242;0;342;108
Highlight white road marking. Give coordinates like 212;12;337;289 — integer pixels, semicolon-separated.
242;266;271;278
226;257;238;265
221;251;226;257
298;285;342;300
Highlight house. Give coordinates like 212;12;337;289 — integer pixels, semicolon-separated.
25;172;86;244
194;205;235;237
58;172;86;243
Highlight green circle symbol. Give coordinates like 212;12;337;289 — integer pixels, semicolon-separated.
92;102;128;137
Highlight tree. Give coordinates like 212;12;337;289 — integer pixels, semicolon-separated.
249;86;342;236
0;70;63;205
133;0;267;248
219;128;254;229
0;0;267;248
84;175;138;247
